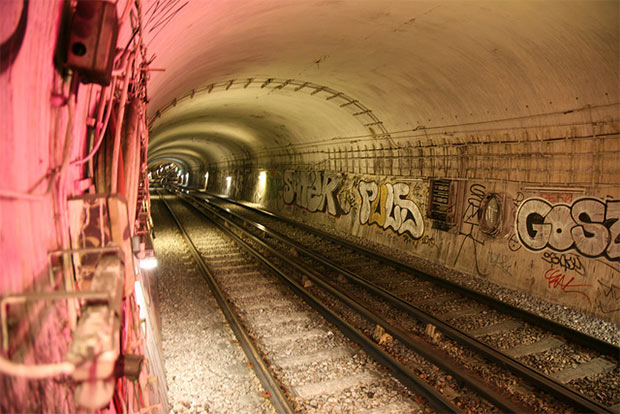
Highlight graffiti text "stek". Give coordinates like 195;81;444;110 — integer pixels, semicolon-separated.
283;170;342;216
359;181;424;239
516;198;619;261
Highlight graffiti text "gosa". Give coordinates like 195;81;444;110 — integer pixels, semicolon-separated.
516;198;619;261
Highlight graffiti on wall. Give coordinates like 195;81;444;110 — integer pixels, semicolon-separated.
453;184;488;275
488;251;514;278
597;280;620;314
265;172;282;201
358;181;425;239
541;251;585;276
537;192;574;204
594;262;620;315
336;178;359;217
543;268;592;304
283;170;343;216
515;197;619;261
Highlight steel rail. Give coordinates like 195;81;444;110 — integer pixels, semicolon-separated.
178;194;462;414
157;193;295;414
203;191;619;359
197;191;616;414
189;195;531;413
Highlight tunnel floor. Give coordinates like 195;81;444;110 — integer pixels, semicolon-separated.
151;200;274;413
149;195;620;413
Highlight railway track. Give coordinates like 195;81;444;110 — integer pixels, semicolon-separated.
156;193;452;413
173;189;619;414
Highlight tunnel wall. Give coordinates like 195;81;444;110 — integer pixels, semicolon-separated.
246;171;619;324
217;111;620;324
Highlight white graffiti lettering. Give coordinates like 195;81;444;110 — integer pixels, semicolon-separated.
358;181;424;239
516;197;619;261
283;170;343;216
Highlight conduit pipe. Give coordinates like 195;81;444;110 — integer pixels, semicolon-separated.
111;51;134;193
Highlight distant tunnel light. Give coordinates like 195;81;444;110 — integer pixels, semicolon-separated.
258;171;267;193
204;172;209;190
225;176;232;194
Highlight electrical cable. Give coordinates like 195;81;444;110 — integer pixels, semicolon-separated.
0;354;75;379
71;76;118;166
111;51;135;193
0;73;77;201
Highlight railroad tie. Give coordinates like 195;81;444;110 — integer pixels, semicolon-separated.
243;299;292;313
250;311;312;327
273;345;353;368
234;286;283;301
293;371;378;399
466;320;522;338
416;292;459;307
261;329;327;347
436;307;482;321
550;357;616;384
358;401;423;414
504;337;565;358
398;283;432;296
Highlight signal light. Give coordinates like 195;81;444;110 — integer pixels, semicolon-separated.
65;0;118;85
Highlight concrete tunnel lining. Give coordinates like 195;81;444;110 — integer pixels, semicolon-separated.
144;0;619;174
141;0;620;324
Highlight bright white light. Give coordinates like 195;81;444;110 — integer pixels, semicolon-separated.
225;176;232;194
258;171;267;191
204;172;209;190
139;256;158;270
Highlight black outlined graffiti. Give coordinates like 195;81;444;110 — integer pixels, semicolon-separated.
337;180;358;216
541;251;586;276
596;280;620;314
507;192;525;252
358;180;425;239
507;232;522;252
489;251;514;277
403;234;436;249
515;197;619;261
283;170;343;216
453;184;488;276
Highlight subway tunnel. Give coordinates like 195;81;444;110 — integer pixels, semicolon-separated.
1;0;619;412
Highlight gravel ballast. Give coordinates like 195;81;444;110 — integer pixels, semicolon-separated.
151;200;274;414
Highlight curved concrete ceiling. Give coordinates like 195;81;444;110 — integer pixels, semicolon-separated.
143;0;619;172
